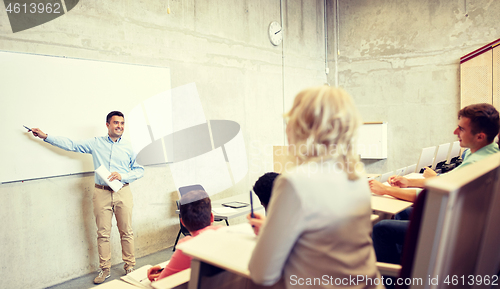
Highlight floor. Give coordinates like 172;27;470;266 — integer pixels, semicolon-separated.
45;242;500;289
46;218;237;289
47;246;176;289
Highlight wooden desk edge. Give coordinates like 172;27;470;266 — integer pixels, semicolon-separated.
152;269;191;289
186;256;251;279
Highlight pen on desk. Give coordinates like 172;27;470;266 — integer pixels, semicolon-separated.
249;190;255;228
396;170;406;183
23;125;31;132
250;190;254;218
388;171;401;186
148;267;164;282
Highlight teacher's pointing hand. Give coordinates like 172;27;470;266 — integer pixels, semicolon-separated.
31;128;47;139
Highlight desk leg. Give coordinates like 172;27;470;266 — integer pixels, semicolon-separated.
225;219;229;226
188;260;202;289
188;259;226;289
374;211;393;221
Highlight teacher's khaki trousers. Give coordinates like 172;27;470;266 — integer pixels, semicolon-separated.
93;185;135;270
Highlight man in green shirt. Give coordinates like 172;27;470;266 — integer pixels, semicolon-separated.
371;103;500;266
369;103;500;202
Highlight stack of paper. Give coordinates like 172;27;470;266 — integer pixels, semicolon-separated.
120;265;154;288
95;165;123;192
120;261;170;288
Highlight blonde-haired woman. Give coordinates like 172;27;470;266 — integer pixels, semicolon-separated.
248;86;382;289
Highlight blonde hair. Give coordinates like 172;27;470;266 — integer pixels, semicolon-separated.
285;86;363;180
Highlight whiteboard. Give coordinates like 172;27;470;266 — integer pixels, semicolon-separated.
0;51;171;183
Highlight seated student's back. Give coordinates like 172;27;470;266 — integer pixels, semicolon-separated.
248;86;382;289
148;190;221;281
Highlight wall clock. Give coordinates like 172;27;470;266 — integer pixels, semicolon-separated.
268;21;283;46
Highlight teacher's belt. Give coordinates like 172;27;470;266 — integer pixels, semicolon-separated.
95;183;129;191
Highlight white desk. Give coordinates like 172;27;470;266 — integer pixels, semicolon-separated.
370;173;421;218
366;173;381;180
405;172;425;179
371;194;413;216
176;192;265;225
211;192;265;222
371;214;380;224
152;269;191;289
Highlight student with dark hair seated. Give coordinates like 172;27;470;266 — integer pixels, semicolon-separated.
147;190;221;281
253;172;279;210
247;172;279;235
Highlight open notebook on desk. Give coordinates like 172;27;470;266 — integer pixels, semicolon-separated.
121;261;170;288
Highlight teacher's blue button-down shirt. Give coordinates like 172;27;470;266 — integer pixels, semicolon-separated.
44;134;144;186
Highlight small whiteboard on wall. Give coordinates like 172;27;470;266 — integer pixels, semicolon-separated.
0;50;171;183
357;122;388;159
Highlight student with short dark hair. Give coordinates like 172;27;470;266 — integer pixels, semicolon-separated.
147;190;220;281
253;172;279;210
247;172;279;235
369;103;500;202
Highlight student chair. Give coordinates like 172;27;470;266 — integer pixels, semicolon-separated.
446;141;461;164
379;171;394;183
431;143;451;173
404;164;417;175
415;146;437;173
441;142;463;173
173;200;191;252
394;167;406;177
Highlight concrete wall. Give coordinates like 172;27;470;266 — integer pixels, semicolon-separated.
2;0;499;287
331;0;500;174
0;0;327;288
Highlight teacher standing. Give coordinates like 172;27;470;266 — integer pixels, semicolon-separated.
31;111;144;284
